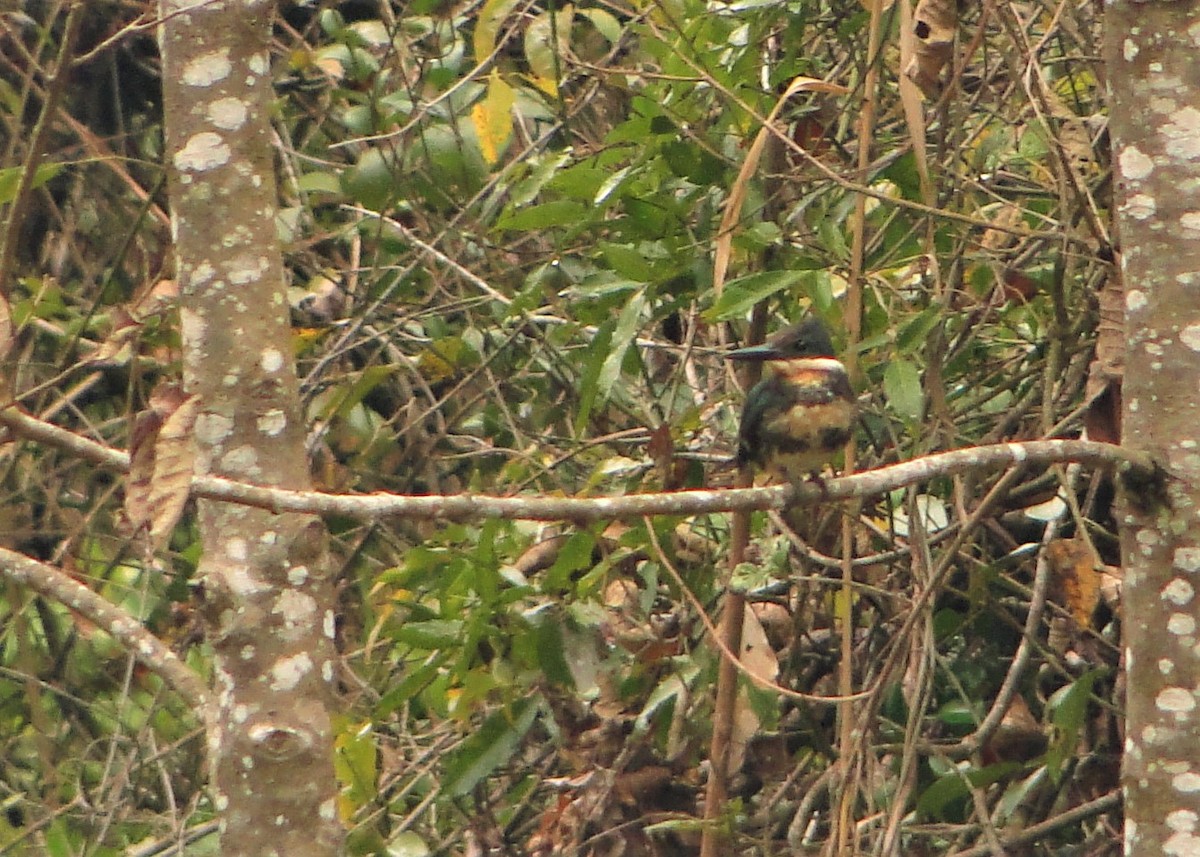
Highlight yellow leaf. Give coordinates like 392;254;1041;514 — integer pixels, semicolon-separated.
471;71;515;165
474;0;522;63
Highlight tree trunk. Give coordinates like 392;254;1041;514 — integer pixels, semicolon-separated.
159;2;342;852
1106;4;1200;854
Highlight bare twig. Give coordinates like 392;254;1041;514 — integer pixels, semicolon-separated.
0;405;1154;521
0;547;208;708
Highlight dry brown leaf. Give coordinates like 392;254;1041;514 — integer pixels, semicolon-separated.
903;0;958;99
148;392;200;546
983;694;1047;765
980;202;1022;253
1099;565;1122;610
647;423;675;487
125;408;164;534
126;384;200;549
0;292;12;361
87;307;142;367
1083;264;1123;443
898;0;932;203
729;604;779;772
131;277;180;320
1046;537;1100;629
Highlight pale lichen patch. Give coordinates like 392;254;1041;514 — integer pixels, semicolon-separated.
226;538;248;561
1120;145;1155;180
270;652;314;691
174;132;231;172
1169;809;1200;833
1157;687;1195;713
1163;578;1196;605
207;97;248;131
228;565;269;596
274;590;317;630
191;261;217;287
229;254;269;285
257;409;287;437
1182;212;1200;235
196;411;235;445
1164;107;1200;161
1125;193;1156;220
1176;546;1200;573
1126;289;1148;312
182;49;232;87
1178;772;1200;793
220;444;260;474
1169;613;1197;636
1182;325;1200;353
180;307;207;348
257;349;284;376
1163;830;1200;857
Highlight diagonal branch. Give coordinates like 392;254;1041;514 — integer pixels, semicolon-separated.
0;547;208;709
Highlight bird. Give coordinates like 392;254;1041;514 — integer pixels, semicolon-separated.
726;318;856;484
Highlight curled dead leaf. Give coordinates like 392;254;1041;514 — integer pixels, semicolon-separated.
125;384;200;550
903;0;958;99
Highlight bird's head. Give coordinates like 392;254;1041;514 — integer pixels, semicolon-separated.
725;318;837;363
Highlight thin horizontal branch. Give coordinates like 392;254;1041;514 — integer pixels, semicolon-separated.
2;406;1155;522
945;790;1120;857
0;546;208;709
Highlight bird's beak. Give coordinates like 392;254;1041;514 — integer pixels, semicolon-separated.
725;343;781;361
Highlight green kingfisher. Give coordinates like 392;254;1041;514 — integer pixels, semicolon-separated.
726;318;856;483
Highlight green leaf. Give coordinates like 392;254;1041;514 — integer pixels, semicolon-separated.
297;170;343;197
545;531;596;592
0;162;62;206
442;697;539;797
376;653;451;717
390;619;465;649
576;7;622;43
343;148;398;211
334;720;379;809
531;612;574;687
523;8;572;94
883;358;924;420
596;290;646;406
703;270;806;321
895;307;943;354
316;365;398;421
1046;668;1105;781
600;242;654;281
574;320;614;434
388;831;432;857
496;199;588;231
936;699;978;727
917;761;1022;821
594;165;633;206
509;152;572;207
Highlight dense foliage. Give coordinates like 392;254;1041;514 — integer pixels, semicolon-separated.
0;0;1120;853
